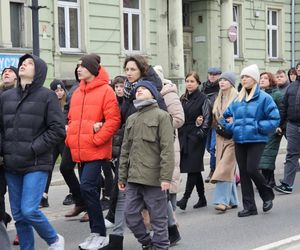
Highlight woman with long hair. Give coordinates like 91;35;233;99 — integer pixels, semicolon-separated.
258;72;283;187
222;64;280;217
210;72;239;212
177;71;211;210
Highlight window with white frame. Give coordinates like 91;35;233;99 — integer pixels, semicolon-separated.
267;9;278;58
10;2;24;47
58;0;80;51
123;0;141;52
233;5;240;58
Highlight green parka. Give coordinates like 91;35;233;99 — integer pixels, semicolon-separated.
119;103;175;187
259;87;283;170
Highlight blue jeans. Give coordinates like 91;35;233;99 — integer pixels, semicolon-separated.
212;181;239;207
206;128;216;171
5;171;58;250
80;160;106;236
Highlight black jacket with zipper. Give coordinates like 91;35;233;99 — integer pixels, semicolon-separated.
0;54;65;174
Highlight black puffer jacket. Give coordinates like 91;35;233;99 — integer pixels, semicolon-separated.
0;54;65;174
280;80;300;127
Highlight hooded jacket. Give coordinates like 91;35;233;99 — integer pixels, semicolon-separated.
66;66;121;162
0;54;65;174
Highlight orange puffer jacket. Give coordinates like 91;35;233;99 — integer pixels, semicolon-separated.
66;66;121;162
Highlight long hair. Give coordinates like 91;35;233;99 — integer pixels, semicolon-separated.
180;71;201;102
236;80;258;102
213;86;238;120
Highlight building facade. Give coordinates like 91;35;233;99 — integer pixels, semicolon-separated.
0;0;299;91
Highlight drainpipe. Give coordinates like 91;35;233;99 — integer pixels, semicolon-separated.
291;0;295;67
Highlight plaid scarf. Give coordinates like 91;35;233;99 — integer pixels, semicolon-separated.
123;79;141;99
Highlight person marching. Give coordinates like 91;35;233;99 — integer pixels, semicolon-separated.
210;72;239;212
177;72;211;210
222;64;280;217
258;72;283;188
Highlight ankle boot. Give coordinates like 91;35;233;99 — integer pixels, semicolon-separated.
176;197;188;210
168;225;181;246
100;234;123;250
193;196;207;209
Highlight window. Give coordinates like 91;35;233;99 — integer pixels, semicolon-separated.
182;3;190;27
233;5;240;58
10;2;24;47
58;0;80;51
123;0;141;52
267;9;278;58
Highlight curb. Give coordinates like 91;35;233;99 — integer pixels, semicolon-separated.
252;235;300;250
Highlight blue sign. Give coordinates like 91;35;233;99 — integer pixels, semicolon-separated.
0;54;23;73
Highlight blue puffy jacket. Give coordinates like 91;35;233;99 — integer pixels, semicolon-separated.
222;85;280;144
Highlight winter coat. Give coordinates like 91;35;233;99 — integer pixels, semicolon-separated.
160;80;184;193
211;95;237;183
278;82;289;97
119;103;175;187
0;54;65;174
280;80;300;127
259;87;283;170
201;80;220;105
66;66;121;162
179;89;212;173
222;85;280;144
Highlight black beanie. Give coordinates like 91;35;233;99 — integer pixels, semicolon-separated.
50;79;66;91
1;66;18;78
79;54;101;76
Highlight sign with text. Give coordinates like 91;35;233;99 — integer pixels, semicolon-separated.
0;54;22;73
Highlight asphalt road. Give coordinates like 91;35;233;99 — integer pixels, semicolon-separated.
6;147;300;250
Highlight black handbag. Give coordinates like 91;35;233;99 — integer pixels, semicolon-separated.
215;122;232;139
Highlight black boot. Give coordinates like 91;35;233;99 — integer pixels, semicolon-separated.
100;234;123;250
168;225;181;246
176;197;188;210
193;196;207;209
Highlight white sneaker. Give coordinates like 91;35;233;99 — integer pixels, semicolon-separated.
79;233;98;249
105;219;114;229
85;234;106;250
48;234;65;250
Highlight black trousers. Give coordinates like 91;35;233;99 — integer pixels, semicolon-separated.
44;142;66;194
183;172;205;199
60;146;84;206
235;143;274;211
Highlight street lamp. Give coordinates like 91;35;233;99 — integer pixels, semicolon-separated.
28;0;46;57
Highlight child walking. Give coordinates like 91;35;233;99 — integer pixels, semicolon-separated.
118;80;175;250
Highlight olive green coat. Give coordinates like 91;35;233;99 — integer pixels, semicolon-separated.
119;103;175;187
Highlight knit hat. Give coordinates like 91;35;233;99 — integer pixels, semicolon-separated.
50;79;66;91
240;64;260;83
79;54;101;76
220;71;236;87
134;80;159;100
208;67;222;75
1;66;18;78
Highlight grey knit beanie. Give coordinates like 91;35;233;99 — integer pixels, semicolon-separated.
220;71;236;87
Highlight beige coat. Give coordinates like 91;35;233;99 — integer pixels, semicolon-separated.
210;93;237;183
210;135;236;183
156;65;185;193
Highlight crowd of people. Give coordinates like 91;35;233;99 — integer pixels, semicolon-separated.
0;53;299;250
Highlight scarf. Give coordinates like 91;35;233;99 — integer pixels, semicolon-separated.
133;99;157;110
